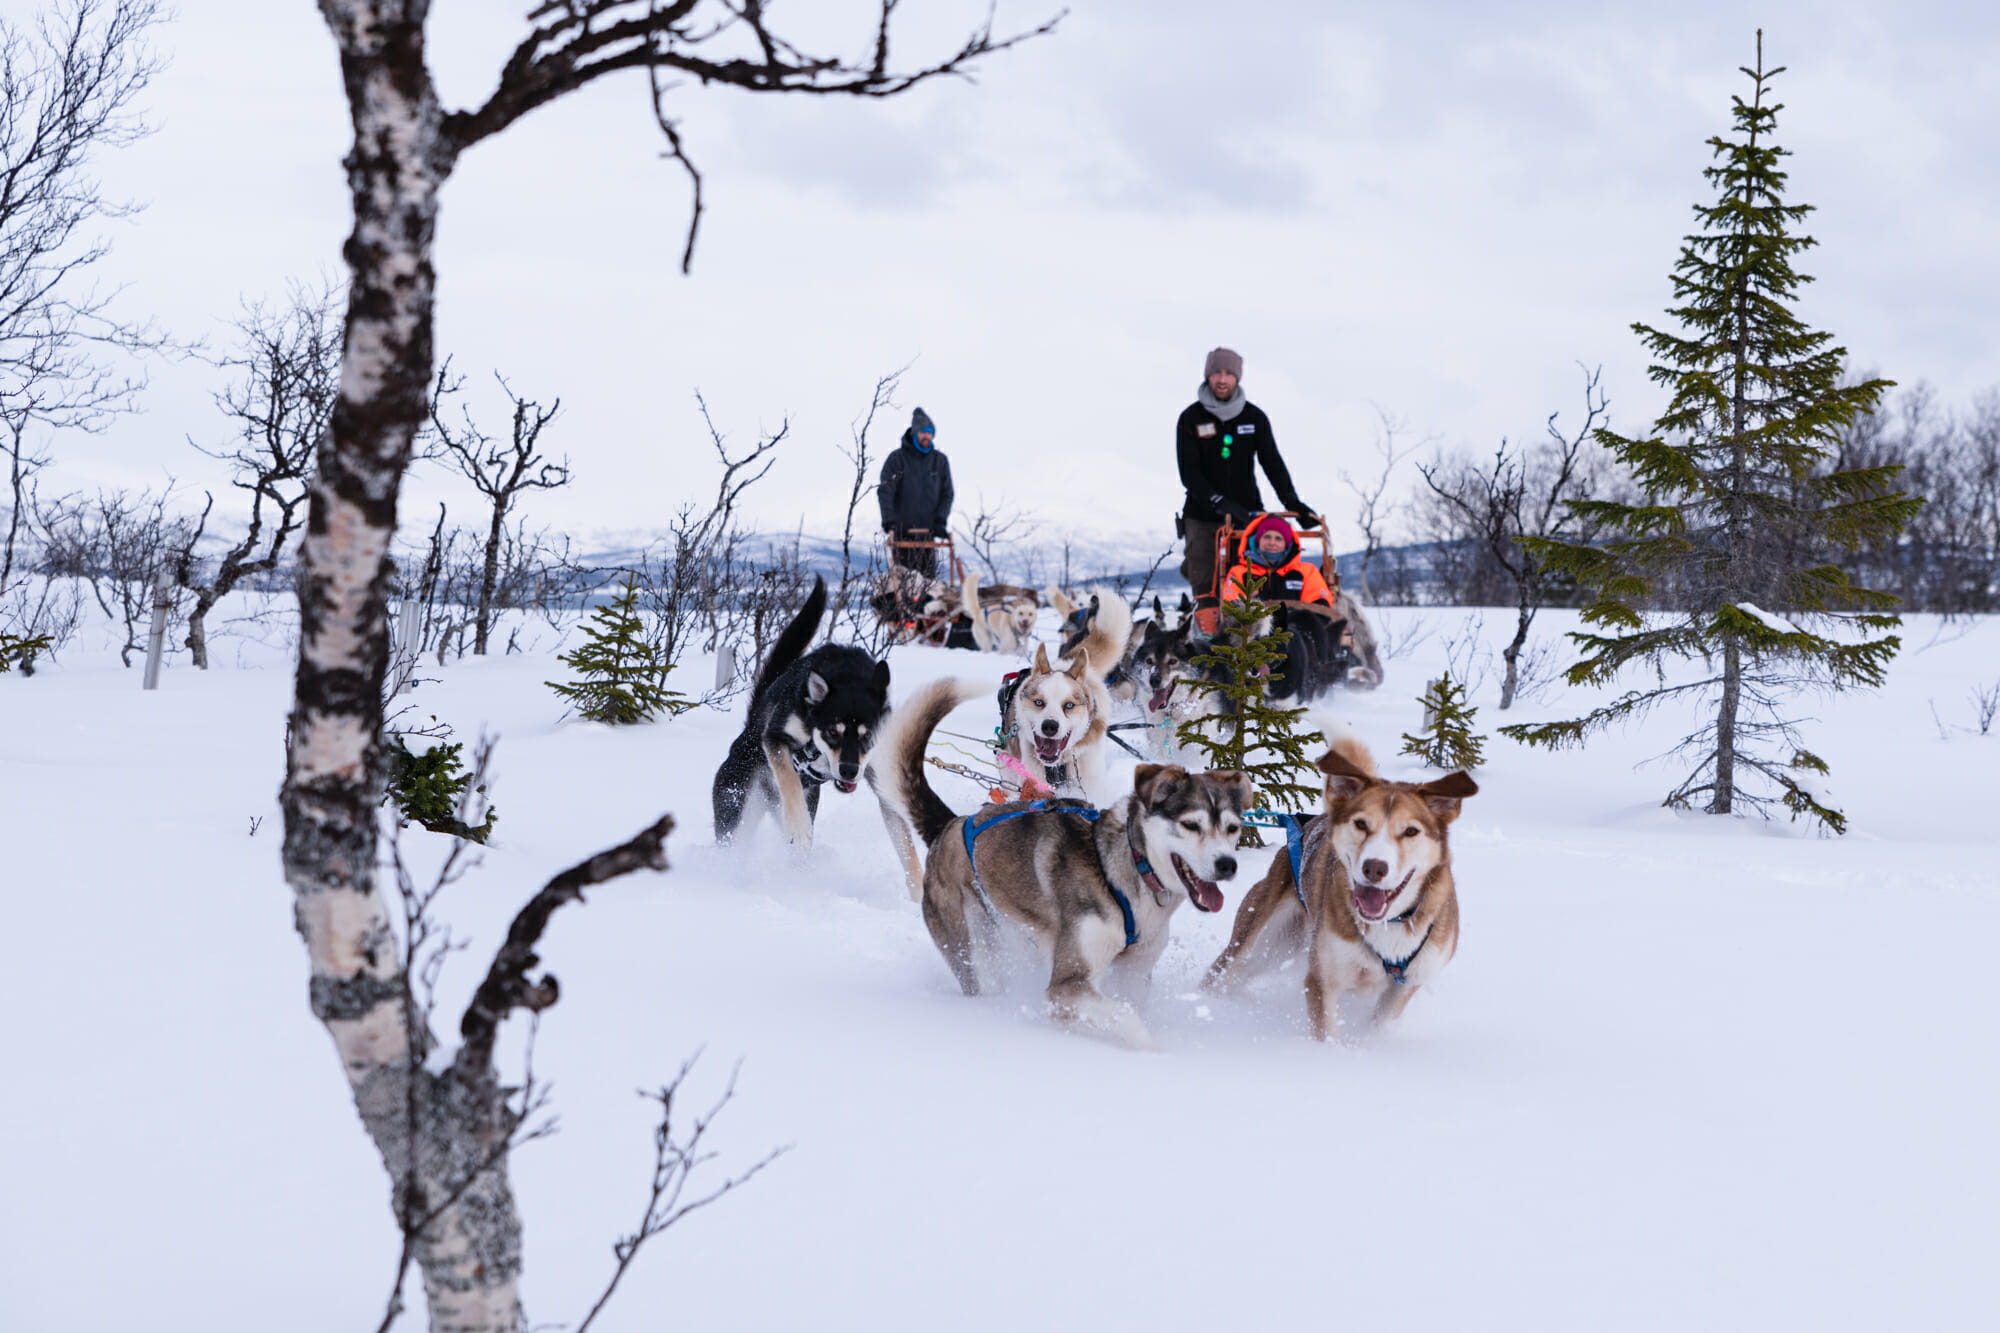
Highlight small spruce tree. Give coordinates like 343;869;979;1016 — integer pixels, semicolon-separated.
0;632;53;675
385;735;498;843
1401;674;1485;771
1500;34;1920;834
547;573;690;724
1174;579;1322;844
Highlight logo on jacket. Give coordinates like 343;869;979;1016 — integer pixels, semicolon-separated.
1195;422;1217;438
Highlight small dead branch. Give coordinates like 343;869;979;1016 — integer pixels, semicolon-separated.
574;1056;790;1333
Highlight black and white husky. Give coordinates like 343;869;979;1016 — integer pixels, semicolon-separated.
712;576;893;851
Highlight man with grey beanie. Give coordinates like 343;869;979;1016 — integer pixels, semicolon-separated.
1176;347;1319;608
879;406;954;577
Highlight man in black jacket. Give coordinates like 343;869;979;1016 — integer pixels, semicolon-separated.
879;407;954;577
1176;347;1320;608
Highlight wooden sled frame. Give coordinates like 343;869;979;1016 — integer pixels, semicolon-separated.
879;529;967;646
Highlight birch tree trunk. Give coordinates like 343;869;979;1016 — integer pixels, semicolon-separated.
476;501;503;655
279;6;1046;1326
284;4;527;1329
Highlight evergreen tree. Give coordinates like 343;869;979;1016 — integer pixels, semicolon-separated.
385;734;498;843
0;631;52;675
1500;34;1920;833
1401;674;1485;771
1174;578;1321;843
547;573;690;724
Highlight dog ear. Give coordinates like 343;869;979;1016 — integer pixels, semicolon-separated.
1065;649;1089;679
1316;746;1373;805
1208;769;1254;812
1153;595;1164;618
1415;771;1479;822
1132;763;1182;804
1033;642;1051;673
805;671;829;705
872;659;892;694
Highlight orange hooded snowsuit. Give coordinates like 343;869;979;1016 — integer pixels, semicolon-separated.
1222;513;1334;608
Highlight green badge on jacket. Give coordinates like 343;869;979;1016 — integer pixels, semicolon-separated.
1222;434;1233;458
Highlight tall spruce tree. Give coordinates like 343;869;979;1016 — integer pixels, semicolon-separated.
1174;579;1321;843
1500;33;1920;833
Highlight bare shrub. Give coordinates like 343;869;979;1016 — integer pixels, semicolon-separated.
424;362;572;655
174;282;339;667
35;486;195;665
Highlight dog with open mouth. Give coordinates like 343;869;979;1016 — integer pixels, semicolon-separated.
1202;726;1476;1039
995;589;1130;802
878;677;1250;1049
712;575;895;853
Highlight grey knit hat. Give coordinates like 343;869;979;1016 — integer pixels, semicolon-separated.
910;406;936;434
1204;347;1243;379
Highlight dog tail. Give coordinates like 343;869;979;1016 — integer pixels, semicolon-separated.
1073;585;1132;679
877;676;983;847
1047;585;1077;620
751;574;827;710
961;571;997;652
1310;712;1377;778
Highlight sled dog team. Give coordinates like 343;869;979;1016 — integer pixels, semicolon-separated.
712;577;1476;1049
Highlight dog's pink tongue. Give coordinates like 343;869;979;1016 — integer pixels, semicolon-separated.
1149;686;1173;712
1034;736;1066;763
1353;884;1392;919
1170;854;1225;913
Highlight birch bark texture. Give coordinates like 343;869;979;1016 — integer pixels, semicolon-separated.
285;5;1054;1330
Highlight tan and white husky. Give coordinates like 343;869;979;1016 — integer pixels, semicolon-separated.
998;588;1130;802
961;571;1040;655
1203;729;1476;1039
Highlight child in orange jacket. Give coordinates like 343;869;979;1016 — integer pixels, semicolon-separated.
1219;513;1346;701
1222;513;1334;608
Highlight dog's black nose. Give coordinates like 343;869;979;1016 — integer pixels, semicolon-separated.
1213;855;1237;880
1040;719;1060;736
839;762;860;781
1362;858;1388;883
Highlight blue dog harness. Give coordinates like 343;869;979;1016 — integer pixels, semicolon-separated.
1243;809;1315;909
961;800;1140;948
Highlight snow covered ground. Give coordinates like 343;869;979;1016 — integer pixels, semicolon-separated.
3;598;1997;1331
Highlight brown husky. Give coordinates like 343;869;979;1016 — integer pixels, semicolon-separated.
1204;730;1476;1039
878;678;1251;1049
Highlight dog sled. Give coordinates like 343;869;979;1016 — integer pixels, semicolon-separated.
1201;511;1382;692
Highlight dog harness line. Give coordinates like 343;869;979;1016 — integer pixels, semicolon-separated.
960;801;1139;948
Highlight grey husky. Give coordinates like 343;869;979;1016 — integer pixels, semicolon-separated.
877;677;1252;1048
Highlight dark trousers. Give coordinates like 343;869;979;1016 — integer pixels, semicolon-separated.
1180;516;1222;607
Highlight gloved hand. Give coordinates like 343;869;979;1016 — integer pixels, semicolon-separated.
1212;494;1256;525
1293;506;1323;530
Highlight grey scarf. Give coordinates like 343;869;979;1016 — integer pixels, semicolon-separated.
1196;382;1248;423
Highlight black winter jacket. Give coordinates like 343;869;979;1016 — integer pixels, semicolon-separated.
878;432;955;534
1176;399;1307;524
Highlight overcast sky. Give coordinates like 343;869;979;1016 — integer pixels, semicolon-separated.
53;0;2000;558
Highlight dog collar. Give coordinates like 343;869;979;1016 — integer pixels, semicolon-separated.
789;739;829;787
1125;819;1173;907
